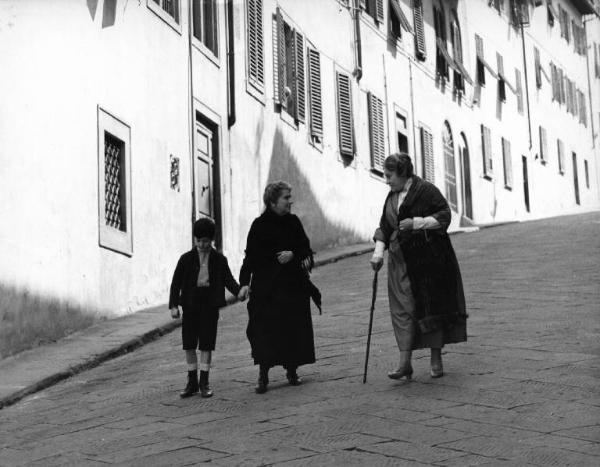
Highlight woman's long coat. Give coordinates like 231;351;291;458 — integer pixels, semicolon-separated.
375;176;467;346
239;209;316;367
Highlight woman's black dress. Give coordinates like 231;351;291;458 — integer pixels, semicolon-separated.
240;209;316;368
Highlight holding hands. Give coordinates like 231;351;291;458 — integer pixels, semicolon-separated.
170;306;181;319
238;285;249;301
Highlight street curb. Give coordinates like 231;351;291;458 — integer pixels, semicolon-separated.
0;244;374;410
0;320;180;410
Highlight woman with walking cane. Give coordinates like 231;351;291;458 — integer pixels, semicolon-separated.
238;181;319;394
370;153;467;379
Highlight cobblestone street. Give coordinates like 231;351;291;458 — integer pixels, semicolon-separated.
0;212;599;466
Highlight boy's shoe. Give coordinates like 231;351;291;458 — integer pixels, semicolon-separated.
180;370;199;398
199;370;213;398
255;366;269;394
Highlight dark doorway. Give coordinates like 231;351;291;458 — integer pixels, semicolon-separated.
194;114;222;249
522;155;530;213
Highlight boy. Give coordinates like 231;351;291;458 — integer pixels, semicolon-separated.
169;218;241;398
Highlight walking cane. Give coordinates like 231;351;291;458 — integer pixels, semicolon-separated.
362;269;379;384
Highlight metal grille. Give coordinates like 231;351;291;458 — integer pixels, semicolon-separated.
104;134;125;231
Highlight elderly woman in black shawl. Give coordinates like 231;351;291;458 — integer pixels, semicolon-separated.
238;181;318;394
370;154;467;379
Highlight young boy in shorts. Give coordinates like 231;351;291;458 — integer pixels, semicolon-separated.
169;218;241;398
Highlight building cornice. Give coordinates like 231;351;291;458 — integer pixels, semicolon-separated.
568;0;600;17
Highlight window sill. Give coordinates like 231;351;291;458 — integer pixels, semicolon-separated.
192;38;220;67
504;185;512;191
483;174;493;181
279;108;299;130
246;80;266;106
309;135;324;153
147;0;182;35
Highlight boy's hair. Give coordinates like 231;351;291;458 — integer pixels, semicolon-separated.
193;217;216;240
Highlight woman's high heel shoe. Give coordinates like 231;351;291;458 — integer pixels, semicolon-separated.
387;365;413;380
430;362;444;378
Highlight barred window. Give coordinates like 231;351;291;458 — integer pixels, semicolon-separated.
98;108;132;256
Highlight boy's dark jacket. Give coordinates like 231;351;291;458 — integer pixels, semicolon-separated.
169;247;240;310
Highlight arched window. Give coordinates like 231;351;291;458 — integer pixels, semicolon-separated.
443;122;458;212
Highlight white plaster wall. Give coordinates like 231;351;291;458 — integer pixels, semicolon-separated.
0;0;192;316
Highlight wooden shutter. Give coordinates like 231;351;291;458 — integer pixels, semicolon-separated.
273;8;286;105
368;92;385;172
534;47;541;88
539;126;548;163
497;53;506;102
550;62;557;101
502;137;513;188
336;72;354;158
420;126;435;183
246;0;264;88
481;124;493;177
475;34;485;85
294;31;305;123
557;139;565;174
307;48;323;139
515;68;523;114
412;0;426;61
375;0;384;23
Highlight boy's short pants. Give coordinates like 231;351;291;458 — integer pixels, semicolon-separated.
181;288;219;351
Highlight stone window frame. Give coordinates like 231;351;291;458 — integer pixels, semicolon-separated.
98;107;133;257
147;0;182;34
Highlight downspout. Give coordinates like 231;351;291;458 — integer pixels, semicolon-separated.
187;0;196;228
226;0;236;128
352;0;363;81
583;18;595;149
409;60;419;174
520;23;532;150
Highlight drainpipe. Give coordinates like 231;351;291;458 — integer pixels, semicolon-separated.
409;60;419;175
520;23;532;150
583;18;596;149
352;0;363;81
187;0;196;228
226;0;236;128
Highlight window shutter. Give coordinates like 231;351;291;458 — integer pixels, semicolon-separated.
502;137;513;188
475;34;485;85
515;68;523;114
557;139;565;174
336;72;354;158
497;53;506;102
420;126;435;183
273;8;286;105
307;48;323;139
481;124;493;177
539;126;548;163
413;0;426;61
558;68;564;104
375;0;384;23
246;0;264;88
534;47;541;88
368;92;386;172
360;0;367;10
294;31;305;123
550;62;557;101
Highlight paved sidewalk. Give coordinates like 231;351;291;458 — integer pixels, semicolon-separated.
0;242;375;409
